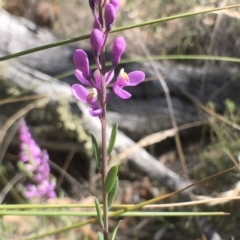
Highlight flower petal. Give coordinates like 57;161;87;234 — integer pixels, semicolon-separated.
110;0;120;11
115;68;129;87
72;84;88;102
93;69;102;89
113;85;131;99
75;70;92;86
105;70;114;85
128;71;145;86
89;107;102;117
73;50;90;78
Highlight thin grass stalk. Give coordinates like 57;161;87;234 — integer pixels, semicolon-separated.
1;4;240;61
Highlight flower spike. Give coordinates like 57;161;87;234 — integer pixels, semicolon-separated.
18;120;56;199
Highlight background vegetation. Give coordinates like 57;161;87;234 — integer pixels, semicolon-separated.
1;0;240;239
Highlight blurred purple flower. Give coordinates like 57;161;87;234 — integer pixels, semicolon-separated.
113;69;145;99
110;0;120;11
19;120;56;200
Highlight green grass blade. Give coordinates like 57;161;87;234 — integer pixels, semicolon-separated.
53;55;240;80
94;197;104;227
1;4;240;61
0;210;228;217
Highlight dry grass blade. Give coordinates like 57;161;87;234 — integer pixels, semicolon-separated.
0;97;49;146
0;94;47;105
111;128;177;167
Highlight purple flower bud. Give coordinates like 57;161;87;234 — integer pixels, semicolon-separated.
73;50;90;79
104;4;116;31
110;0;120;11
90;29;104;56
112;37;126;67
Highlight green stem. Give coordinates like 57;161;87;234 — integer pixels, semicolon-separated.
0;210;228;217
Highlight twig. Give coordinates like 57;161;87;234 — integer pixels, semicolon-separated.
56;149;76;188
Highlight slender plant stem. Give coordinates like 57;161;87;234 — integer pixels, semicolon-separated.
100;60;108;239
99;0;103;27
98;1;108;239
100;105;108;240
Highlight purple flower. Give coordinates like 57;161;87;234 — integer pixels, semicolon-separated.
72;85;102;116
104;4;117;31
93;69;115;88
112;37;126;67
90;29;104;57
110;0;120;11
74;62;114;90
18;120;56;200
113;69;145;99
73;50;91;79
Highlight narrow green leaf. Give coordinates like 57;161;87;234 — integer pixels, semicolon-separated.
94;197;103;227
107;123;118;155
91;133;101;168
108;177;119;210
110;220;122;240
97;232;104;240
104;166;118;193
